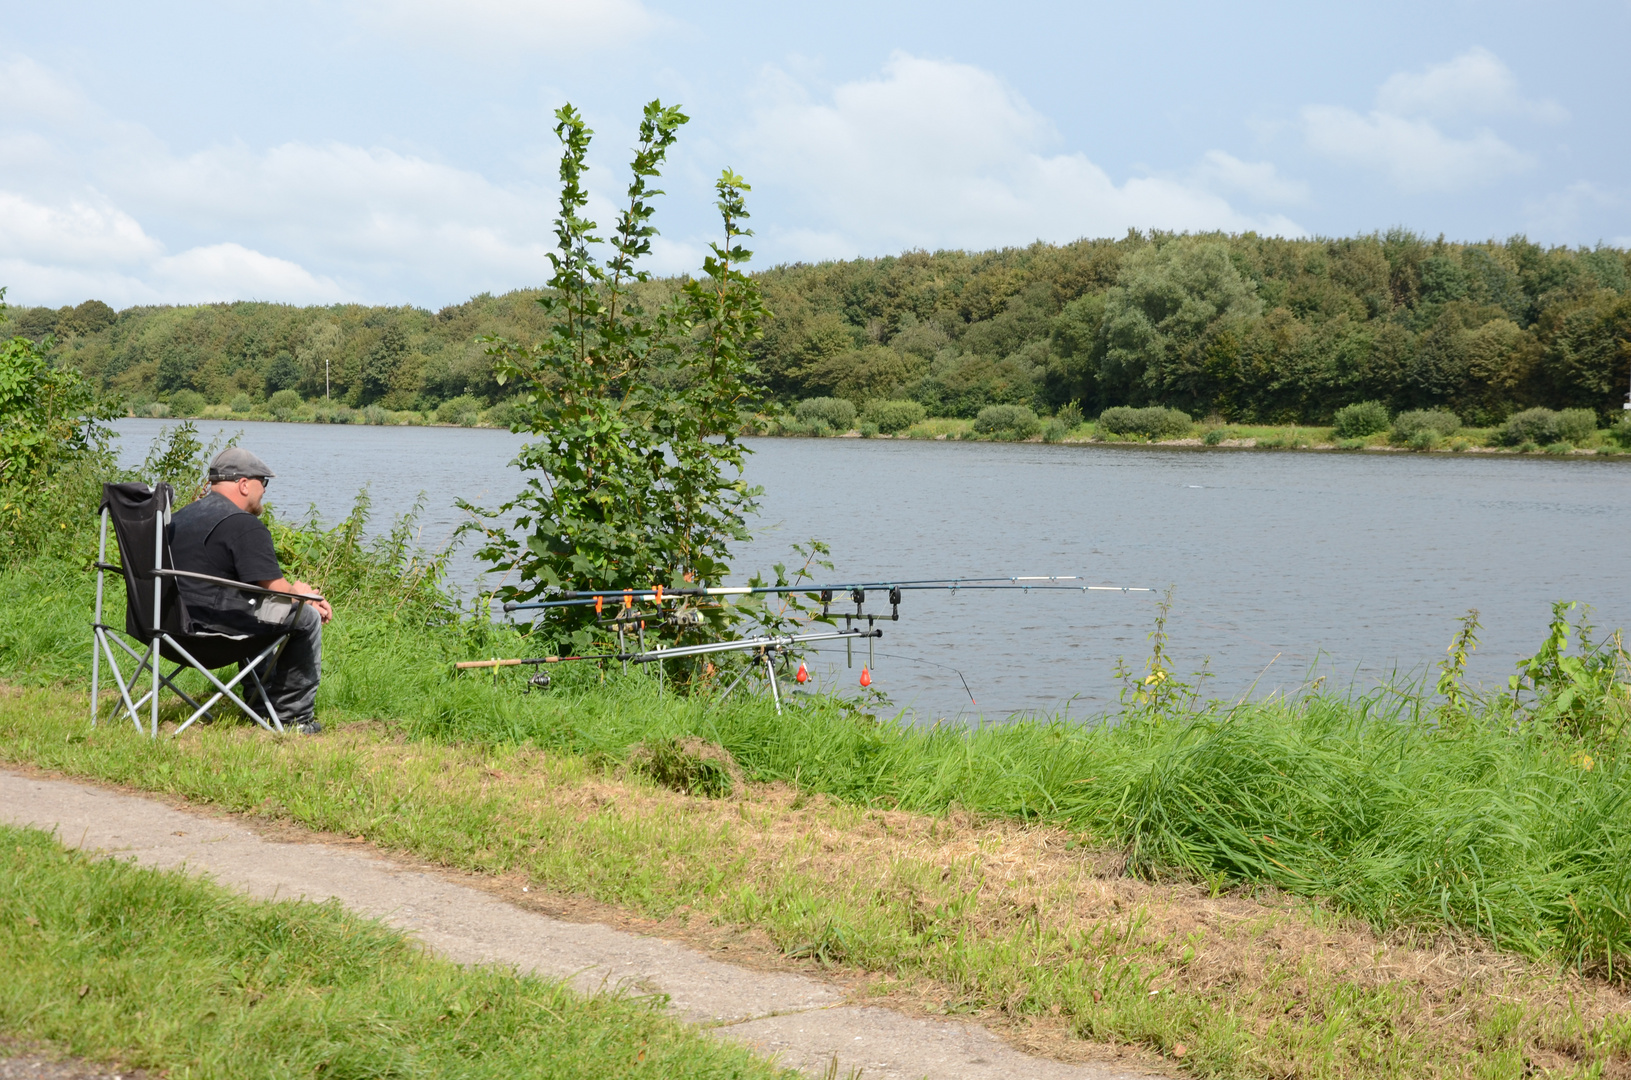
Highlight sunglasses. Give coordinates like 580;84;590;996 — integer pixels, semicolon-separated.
241;475;270;489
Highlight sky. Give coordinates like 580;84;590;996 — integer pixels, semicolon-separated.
2;0;1627;310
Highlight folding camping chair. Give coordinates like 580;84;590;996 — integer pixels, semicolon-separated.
90;482;318;737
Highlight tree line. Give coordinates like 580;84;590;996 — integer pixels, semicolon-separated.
13;229;1631;425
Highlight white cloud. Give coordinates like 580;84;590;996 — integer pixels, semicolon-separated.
1376;47;1566;123
0;191;160;266
1194;151;1309;205
745;53;1302;256
151;243;347;304
349;0;664;55
0;56;91;126
1302;105;1530;192
1301;48;1552;192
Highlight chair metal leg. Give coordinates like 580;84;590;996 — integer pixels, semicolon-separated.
91;511;109;727
94;628;149;734
151;491;166;738
164;634;288;735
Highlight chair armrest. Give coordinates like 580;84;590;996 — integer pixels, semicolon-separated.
156;569;325;603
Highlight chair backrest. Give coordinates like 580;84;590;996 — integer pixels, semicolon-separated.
100;482;188;640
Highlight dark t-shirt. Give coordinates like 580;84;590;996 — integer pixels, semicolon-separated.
192;511;281;584
168;492;288;636
171;493;283;585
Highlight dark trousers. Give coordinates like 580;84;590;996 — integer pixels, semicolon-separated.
242;603;322;724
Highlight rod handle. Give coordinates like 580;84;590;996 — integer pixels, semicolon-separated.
455;658;524;670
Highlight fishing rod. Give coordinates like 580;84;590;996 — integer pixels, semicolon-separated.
453;627;878;670
503;576;1153;612
456;627;883;714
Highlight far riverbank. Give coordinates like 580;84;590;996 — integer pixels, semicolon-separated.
120;402;1631;457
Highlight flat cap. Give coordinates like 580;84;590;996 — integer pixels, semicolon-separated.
208;447;276;483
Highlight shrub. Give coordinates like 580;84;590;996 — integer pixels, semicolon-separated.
435;394;483;426
229;393;254;413
1332;400;1390;439
1041;418;1068;443
973;404;1040;439
1203;427;1228;446
482;401;518;429
795;397;856;431
1096;406;1193;439
1408;428;1442;451
1611;414;1631;448
1543;442;1574;455
360;404;389;425
267;388;304;421
860;399;925;434
1390;409;1459;445
1055;402;1084;430
858;421;879;438
1499;408;1560;446
1556;408;1599;444
168;389;206;417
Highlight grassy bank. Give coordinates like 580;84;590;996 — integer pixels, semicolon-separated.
5;491;1631;1077
0;821;792;1079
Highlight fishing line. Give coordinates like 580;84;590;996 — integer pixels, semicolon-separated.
801;646;979;706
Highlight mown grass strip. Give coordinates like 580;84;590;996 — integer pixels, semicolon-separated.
0;819;792;1080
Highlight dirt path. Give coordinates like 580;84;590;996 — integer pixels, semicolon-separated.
0;767;1162;1080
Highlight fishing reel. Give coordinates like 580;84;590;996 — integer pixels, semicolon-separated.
667;605;704;628
524;671;551;694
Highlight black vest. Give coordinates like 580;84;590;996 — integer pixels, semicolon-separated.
168;492;294;637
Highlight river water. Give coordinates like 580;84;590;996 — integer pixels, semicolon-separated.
111;418;1631;722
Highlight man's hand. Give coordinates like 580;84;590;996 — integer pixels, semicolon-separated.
257;577;334;623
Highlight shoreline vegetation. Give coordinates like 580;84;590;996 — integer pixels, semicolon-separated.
120;401;1631;460
117;397;1631;457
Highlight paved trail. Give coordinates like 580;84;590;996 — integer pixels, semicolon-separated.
1;768;1161;1080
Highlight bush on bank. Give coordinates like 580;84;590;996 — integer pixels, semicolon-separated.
860;398;926;433
1096;405;1193;439
794;396;856;431
1332;400;1390;439
972;403;1040;439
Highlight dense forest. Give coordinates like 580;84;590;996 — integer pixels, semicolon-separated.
12;230;1631;425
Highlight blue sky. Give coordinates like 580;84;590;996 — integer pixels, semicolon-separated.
2;0;1627;308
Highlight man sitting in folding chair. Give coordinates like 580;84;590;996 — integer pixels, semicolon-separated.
168;448;333;735
92;448;331;737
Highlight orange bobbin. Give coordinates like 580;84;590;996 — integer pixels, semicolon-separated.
859;667;872;688
595;595;604;615
655;584;663;604
623;591;633;609
795;661;809;684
